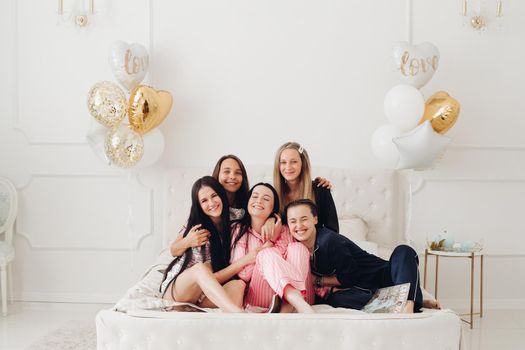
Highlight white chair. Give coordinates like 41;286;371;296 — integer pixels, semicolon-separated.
0;177;17;316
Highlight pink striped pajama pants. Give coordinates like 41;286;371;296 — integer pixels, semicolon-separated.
244;242;315;308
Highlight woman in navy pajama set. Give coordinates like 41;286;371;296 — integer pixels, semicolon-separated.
285;199;440;312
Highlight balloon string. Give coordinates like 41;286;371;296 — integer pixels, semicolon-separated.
406;0;413;44
405;169;414;247
127;171;135;268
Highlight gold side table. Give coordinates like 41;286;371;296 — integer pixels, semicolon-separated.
423;248;484;329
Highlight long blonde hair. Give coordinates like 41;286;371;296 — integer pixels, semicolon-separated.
273;142;315;214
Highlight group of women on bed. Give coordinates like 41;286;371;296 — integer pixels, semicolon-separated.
159;141;440;313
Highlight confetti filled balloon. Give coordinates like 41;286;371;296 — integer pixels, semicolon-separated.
87;81;127;128
104;125;144;168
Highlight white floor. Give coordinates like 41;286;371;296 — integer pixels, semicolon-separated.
1;302;525;349
0;302;111;350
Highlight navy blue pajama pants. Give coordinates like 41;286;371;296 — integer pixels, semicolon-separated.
322;245;423;312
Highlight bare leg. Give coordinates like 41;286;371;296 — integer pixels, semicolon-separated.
279;301;296;313
200;279;246;309
403;300;414;313
167;263;243;313
283;285;315;313
223;280;246;308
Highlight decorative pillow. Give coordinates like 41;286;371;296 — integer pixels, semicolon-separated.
338;216;369;242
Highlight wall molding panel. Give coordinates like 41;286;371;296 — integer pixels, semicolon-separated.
410;179;525;255
16;174;154;251
450;144;525;151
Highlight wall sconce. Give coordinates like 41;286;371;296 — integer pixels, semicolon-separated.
58;0;95;27
461;0;503;32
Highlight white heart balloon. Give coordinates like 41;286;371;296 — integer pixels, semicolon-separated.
108;41;149;91
393;41;439;89
135;128;165;168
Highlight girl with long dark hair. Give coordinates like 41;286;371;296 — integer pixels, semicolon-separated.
230;183;314;313
160;176;255;312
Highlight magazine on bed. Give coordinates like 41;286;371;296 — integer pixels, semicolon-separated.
361;283;410;313
162;302;208;313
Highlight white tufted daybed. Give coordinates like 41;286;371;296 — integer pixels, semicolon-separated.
96;166;463;350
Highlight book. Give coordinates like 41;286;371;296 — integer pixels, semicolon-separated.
162;302;208;313
361;283;410;313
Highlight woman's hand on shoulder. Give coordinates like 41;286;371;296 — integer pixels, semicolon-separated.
315;176;332;189
185;224;210;248
261;216;275;242
261;214;282;243
241;246;261;266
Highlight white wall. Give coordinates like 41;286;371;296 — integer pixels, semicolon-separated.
0;0;524;308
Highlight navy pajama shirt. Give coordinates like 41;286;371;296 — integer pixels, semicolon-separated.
312;227;423;312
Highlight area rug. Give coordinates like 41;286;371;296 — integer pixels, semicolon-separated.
28;320;97;350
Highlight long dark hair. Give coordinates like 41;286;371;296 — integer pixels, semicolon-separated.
162;176;231;286
212;155;250;209
231;183;280;248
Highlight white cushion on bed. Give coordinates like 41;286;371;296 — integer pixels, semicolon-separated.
338;216;368;241
352;239;378;256
114;248;175;313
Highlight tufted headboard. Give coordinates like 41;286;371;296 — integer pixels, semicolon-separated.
164;166;406;250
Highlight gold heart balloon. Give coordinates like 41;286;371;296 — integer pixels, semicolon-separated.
128;85;173;135
419;91;460;134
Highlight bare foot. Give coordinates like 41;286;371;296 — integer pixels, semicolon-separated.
422;299;441;309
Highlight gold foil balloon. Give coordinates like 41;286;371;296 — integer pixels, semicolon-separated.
87;81;127;128
128;85;173;135
104;125;144;168
419;91;460;134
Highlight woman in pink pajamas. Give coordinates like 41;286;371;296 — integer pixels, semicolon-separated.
230;183;315;313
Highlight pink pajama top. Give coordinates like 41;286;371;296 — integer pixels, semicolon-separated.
230;224;294;282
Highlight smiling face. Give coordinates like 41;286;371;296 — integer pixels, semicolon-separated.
247;185;274;220
198;186;223;219
218;158;243;194
279;148;302;183
287;204;318;247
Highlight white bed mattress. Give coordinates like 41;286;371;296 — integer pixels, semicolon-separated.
97;167;464;350
96;307;463;350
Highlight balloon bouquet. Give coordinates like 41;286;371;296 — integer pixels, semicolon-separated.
371;41;460;170
86;41;173;168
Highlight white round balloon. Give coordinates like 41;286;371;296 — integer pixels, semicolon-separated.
135;128;165;168
108;41;149;91
371;124;403;167
384;84;425;132
86;123;111;165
